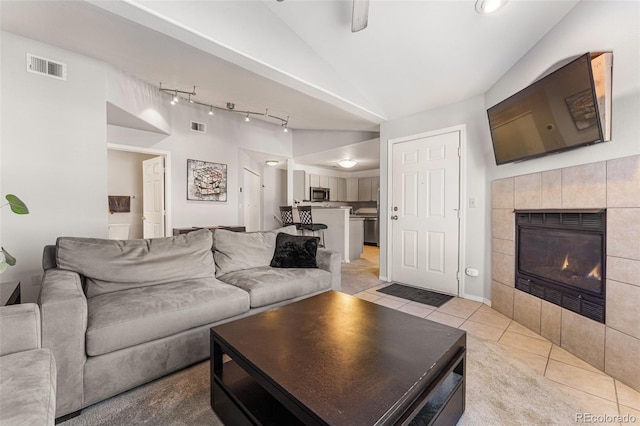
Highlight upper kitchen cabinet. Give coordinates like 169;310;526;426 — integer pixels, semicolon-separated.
328;177;338;201
358;176;380;201
346;178;359;201
319;175;329;188
337;178;347;201
309;174;320;188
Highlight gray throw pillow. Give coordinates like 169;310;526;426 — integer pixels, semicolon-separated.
270;233;319;268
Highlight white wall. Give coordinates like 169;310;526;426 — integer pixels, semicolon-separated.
106;69;294;231
379;96;491;301
1;33;295;302
485;0;640;180
107;150;156;239
292;130;380;157
1;32;108;302
378;1;640;303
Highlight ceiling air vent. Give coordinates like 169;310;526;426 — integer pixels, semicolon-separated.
26;53;67;80
190;121;206;133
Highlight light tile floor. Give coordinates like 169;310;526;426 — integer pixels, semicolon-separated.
353;284;640;422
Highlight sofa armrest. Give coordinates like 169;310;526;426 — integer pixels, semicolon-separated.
316;248;341;291
39;268;88;417
0;303;41;356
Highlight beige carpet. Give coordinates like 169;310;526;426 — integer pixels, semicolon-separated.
61;333;582;425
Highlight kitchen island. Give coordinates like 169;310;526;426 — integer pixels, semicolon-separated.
308;207;363;262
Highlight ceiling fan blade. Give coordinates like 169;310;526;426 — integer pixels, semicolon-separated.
352;0;369;32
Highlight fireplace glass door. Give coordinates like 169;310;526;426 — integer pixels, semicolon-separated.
518;228;603;295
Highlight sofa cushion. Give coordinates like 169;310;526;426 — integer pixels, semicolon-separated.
0;348;56;426
56;229;216;298
86;278;249;356
270;233;319;268
218;266;331;308
213;226;298;276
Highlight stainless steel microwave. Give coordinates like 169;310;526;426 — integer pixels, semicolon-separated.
310;187;330;202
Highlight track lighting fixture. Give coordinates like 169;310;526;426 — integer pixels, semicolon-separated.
159;83;291;128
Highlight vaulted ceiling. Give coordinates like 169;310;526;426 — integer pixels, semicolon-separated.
1;0;578;131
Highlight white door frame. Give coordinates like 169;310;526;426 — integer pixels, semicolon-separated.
107;143;172;237
385;124;467;297
243;167;262;232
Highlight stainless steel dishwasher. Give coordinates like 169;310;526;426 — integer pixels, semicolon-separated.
363;217;379;246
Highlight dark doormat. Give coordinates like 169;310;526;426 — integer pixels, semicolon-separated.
377;283;454;307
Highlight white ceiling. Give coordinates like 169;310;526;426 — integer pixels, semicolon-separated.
1;0;579;172
0;0;578;133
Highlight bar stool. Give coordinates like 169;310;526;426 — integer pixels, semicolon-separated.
297;205;328;247
279;206;303;231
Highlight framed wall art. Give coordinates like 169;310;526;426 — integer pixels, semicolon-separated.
187;159;227;202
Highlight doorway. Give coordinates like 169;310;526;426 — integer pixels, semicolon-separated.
243;168;261;232
107;144;171;238
389;128;461;296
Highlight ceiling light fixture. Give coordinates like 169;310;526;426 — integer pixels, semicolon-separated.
159;83;291;129
338;159;358;168
475;0;507;14
265;160;279;167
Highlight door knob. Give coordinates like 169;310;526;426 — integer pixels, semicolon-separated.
391;215;398;220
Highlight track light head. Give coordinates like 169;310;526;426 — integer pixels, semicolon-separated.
208;106;214;115
245;113;251;122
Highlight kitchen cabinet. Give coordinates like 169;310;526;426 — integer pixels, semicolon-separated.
337;178;347;201
358;176;380;201
358;178;372;201
328;177;339;201
293;170;306;202
309;174;320;188
346;178;359;201
319;175;329;188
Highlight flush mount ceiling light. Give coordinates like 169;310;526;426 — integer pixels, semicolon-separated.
475;0;508;14
338;159;358;168
159;83;290;128
265;160;279;167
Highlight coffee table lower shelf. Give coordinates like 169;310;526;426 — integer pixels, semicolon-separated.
211;353;465;426
212;360;304;426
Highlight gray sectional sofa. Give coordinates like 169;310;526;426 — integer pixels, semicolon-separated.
39;226;341;418
0;303;57;425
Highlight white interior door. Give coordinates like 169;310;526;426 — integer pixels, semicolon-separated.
243;168;261;232
142;156;165;238
390;130;460;295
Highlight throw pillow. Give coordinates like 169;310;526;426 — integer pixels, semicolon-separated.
270;233;320;268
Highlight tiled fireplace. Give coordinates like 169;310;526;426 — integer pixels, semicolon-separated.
491;156;640;393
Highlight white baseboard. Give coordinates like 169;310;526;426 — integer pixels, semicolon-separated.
461;293;485;303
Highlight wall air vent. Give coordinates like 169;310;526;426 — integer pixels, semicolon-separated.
190;121;206;133
26;53;67;80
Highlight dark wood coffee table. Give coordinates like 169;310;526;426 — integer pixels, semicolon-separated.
210;291;466;426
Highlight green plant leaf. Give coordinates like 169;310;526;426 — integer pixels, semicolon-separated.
1;247;16;266
5;194;29;214
0;261;8;273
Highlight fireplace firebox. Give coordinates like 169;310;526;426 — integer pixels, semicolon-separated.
515;210;606;323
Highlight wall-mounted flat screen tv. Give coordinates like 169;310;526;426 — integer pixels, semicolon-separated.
488;53;604;165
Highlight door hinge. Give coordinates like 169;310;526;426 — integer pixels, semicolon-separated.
456;271;461;281
457;147;462;157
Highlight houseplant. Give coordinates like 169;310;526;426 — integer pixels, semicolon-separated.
0;194;29;273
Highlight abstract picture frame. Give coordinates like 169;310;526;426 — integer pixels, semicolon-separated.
187;159;227;202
